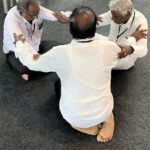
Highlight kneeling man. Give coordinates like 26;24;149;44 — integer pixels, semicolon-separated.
14;6;121;142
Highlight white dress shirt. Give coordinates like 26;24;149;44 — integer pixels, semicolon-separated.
97;9;148;70
3;6;57;54
14;37;121;128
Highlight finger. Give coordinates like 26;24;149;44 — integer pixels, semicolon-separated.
142;35;147;39
18;34;24;38
117;44;124;49
54;11;60;14
136;25;141;31
118;52;124;58
52;12;59;18
22;38;25;42
143;33;148;36
118;54;124;59
97;16;103;22
33;54;41;61
54;11;62;16
52;13;57;17
141;29;148;32
13;33;17;38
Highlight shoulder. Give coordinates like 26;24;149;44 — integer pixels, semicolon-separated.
134;9;148;23
96;40;118;47
48;44;69;55
5;6;21;23
95;40;121;54
134;9;148;29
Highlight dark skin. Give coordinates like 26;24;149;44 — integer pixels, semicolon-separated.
131;25;148;42
110;10;147;59
20;3;40;22
53;11;70;24
15;9;148;60
111;10;131;24
117;24;148;59
13;33;41;61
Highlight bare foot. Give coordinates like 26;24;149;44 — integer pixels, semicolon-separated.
97;113;114;142
21;74;29;81
72;125;99;135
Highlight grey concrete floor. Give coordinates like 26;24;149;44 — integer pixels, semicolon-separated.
0;0;150;150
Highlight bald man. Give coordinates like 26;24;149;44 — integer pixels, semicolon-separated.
13;6;122;143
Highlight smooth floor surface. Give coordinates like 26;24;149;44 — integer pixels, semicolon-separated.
0;0;150;150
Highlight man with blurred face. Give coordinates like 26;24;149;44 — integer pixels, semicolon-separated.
53;0;148;70
97;0;148;70
13;6;122;143
3;0;65;81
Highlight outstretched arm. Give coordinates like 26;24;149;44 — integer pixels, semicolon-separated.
97;11;112;27
39;5;71;24
127;22;148;59
14;33;57;73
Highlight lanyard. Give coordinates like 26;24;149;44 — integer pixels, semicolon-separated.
116;11;135;41
25;22;35;40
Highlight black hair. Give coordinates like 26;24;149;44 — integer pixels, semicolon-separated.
69;6;97;39
17;0;39;13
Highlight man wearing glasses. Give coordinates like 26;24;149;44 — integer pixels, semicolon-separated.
3;0;65;81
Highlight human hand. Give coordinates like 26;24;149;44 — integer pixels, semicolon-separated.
118;45;134;59
97;16;103;22
132;25;148;42
13;33;25;44
53;11;69;24
33;54;41;61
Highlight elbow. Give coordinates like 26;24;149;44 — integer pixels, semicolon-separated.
141;48;148;58
133;46;148;58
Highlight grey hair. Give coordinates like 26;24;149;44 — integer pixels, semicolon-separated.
109;0;133;15
17;0;40;13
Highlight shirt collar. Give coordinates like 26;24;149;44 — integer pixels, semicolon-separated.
71;36;96;44
21;16;38;25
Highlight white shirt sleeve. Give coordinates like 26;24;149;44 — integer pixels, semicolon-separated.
126;19;148;58
4;17;24;52
102;42;121;70
15;41;57;72
97;11;112;27
39;6;57;21
61;11;72;17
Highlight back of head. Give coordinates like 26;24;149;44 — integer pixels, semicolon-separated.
109;0;133;15
69;6;97;39
17;0;39;13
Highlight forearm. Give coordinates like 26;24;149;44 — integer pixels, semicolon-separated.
40;6;57;21
97;11;112;27
15;41;56;72
127;37;148;58
15;41;41;71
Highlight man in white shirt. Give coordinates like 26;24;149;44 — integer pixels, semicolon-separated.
13;6;122;143
54;0;148;70
3;0;65;81
97;0;148;70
